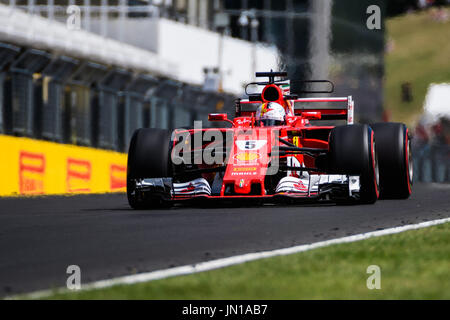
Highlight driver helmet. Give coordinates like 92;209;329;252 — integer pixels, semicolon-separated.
256;102;286;127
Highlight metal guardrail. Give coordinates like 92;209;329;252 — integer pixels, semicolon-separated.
0;40;235;153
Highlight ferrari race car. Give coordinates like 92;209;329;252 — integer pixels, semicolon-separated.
127;72;413;209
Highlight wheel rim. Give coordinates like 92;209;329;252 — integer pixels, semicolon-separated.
408;138;413;186
373;141;380;190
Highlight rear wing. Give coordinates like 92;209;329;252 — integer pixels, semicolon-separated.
293;97;354;124
236;96;355;124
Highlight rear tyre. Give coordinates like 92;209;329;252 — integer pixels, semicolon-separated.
371;122;412;199
328;124;380;204
127;128;172;209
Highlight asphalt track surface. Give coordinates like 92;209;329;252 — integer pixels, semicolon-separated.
0;183;449;297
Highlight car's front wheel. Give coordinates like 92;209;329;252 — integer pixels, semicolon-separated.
127;128;172;209
328;124;380;204
371;122;412;199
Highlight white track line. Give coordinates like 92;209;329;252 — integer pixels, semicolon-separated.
13;217;450;299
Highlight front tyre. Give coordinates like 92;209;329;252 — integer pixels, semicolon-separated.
371;123;412;199
127;128;172;209
328;124;380;204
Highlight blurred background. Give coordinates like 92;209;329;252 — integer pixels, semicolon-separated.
0;0;448;181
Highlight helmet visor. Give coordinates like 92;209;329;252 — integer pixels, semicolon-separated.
257;119;284;127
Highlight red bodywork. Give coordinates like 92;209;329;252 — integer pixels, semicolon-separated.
170;82;354;200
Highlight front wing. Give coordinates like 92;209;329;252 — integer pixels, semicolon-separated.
132;175;361;204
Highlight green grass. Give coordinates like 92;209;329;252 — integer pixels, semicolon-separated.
385;8;450;126
41;222;450;300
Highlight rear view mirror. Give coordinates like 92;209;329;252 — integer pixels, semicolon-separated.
208;113;234;126
208;113;228;121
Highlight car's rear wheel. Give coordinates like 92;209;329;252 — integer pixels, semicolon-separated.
127;128;172;209
371;122;412;199
328;124;380;204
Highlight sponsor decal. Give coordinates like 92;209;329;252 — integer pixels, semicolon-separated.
231;171;257;176
1;135;127;196
110;164;126;190
235;140;267;151
294;182;308;191
235;118;251;126
66;158;92;193
234;152;260;162
233;167;257;172
231;166;258;176
19;151;45;195
181;183;196;193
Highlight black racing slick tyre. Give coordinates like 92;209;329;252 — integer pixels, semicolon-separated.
127;128;172;209
328;124;380;204
371;122;412;199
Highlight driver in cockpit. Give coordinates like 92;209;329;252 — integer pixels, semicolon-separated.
255;102;286;127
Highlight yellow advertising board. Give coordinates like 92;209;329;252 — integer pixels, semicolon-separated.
0;135;127;196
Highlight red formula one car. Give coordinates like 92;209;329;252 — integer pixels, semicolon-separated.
127;72;413;209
